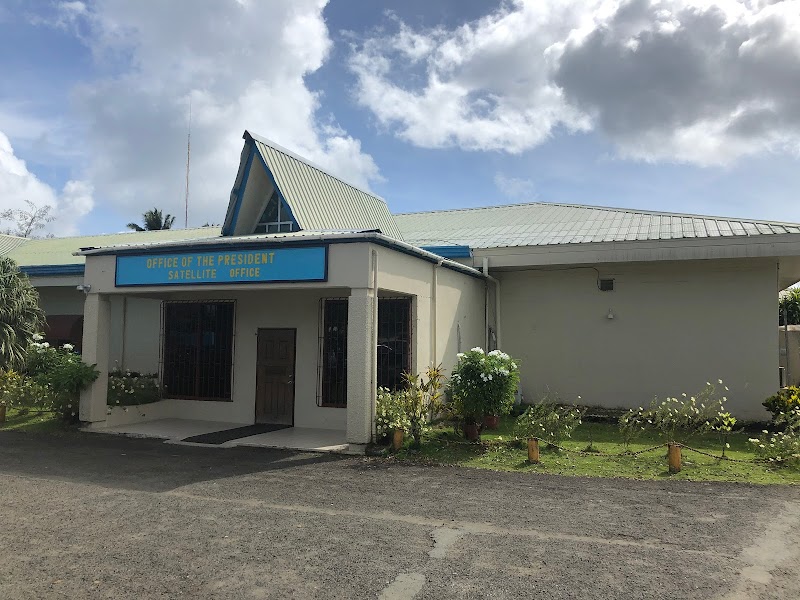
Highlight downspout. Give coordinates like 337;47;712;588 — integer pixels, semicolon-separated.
483;258;490;350
481;257;502;350
120;296;128;369
371;249;379;440
432;259;442;365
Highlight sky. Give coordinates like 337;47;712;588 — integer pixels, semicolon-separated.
0;0;799;237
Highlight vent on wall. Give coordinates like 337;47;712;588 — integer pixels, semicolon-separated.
599;278;615;292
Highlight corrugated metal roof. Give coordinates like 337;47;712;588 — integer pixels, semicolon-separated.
0;234;29;256
248;132;403;240
395;202;800;249
7;227;221;266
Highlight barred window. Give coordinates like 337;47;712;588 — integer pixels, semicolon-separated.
318;298;348;407
377;298;412;391
162;301;234;401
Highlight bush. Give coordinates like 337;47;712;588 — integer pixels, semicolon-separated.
621;381;731;444
515;397;584;448
749;408;800;466
0;369;53;411
108;370;161;406
25;337;98;421
375;387;410;441
401;366;445;449
763;387;800;419
449;348;520;423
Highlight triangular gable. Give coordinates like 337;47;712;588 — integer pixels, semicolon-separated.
222;131;402;239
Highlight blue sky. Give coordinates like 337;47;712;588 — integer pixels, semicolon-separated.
1;0;799;236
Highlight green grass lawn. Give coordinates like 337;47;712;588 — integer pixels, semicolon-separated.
393;418;800;485
0;408;74;434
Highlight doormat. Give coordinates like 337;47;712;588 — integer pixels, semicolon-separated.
183;423;291;445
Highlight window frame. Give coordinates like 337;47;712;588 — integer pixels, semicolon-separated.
253;190;297;234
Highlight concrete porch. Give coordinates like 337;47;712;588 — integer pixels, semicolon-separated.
85;418;350;453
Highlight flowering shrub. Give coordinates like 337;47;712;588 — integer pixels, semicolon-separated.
449;348;520;423
749;408;800;466
709;411;738;457
514;397;584;448
621;381;731;444
763;387;800;420
375;387;411;441
619;408;647;450
108;370;161;407
25;335;98;421
0;369;53;411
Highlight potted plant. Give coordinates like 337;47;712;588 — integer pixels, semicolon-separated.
450;348;520;439
375;388;410;451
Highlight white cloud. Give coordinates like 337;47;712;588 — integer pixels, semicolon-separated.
57;0;380;227
494;173;536;201
349;0;800;166
0;130;93;236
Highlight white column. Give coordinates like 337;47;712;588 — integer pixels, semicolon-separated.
346;287;375;446
79;293;111;424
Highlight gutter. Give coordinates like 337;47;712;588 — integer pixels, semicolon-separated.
76;231;486;280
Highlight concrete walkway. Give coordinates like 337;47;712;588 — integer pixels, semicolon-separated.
88;418;348;452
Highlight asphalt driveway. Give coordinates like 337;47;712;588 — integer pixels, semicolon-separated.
1;430;799;599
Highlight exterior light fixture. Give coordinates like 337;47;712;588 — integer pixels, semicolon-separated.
607;309;615;320
76;284;92;294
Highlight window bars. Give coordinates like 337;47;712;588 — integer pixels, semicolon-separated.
317;298;348;407
161;300;235;401
316;296;413;406
377;297;412;391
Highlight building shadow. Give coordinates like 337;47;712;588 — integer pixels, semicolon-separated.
0;430;348;493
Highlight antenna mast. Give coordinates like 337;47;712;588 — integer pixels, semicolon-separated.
184;98;192;229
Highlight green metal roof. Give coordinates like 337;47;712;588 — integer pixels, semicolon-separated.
395;202;800;249
4;227;221;266
247;132;402;239
0;234;28;256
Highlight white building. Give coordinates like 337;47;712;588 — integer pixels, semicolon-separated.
4;130;800;449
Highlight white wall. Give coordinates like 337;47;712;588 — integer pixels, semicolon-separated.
499;259;779;420
375;246;486;377
36;286;85;316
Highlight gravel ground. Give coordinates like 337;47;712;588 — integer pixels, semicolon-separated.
1;430;800;599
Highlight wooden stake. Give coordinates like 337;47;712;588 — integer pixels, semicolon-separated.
392;429;404;451
527;438;540;464
668;443;681;474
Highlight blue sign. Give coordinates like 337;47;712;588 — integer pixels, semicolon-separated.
115;246;327;286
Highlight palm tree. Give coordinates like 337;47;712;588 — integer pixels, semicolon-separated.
0;257;45;369
127;208;176;231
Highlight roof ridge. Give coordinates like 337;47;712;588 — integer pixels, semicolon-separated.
394;201;800;227
245;130;389;207
21;226;220;243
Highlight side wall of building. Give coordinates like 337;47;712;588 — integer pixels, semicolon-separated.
499;259;779;419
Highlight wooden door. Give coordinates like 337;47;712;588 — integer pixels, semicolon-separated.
255;329;296;425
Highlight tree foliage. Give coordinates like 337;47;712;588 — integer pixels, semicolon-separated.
127;208;176;231
780;288;800;326
0;257;45;369
0;200;54;237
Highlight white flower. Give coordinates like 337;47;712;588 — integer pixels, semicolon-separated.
470;347;485;354
62;343;75;351
456;353;465;359
32;333;43;341
41;342;50;348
